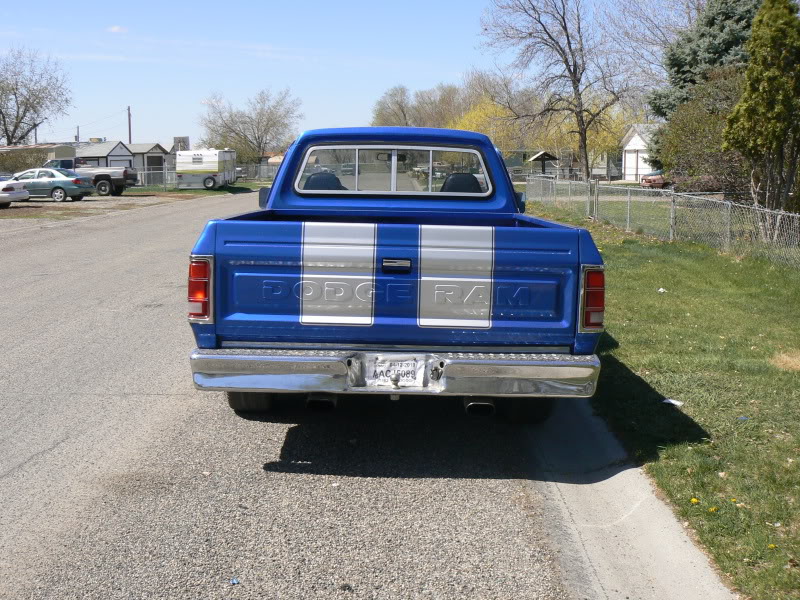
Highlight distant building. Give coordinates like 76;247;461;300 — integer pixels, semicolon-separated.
128;143;169;172
621;124;659;182
63;141;135;168
0;141;135;170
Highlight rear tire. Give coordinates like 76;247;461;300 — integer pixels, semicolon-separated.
203;176;216;190
0;201;10;209
226;391;272;414
51;187;67;202
95;180;112;196
73;195;85;202
498;397;555;424
111;185;124;196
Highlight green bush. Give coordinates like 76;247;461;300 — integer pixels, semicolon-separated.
0;149;47;174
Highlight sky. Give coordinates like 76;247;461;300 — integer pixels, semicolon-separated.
1;0;514;150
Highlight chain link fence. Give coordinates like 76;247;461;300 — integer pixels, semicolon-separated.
133;164;276;191
527;176;800;270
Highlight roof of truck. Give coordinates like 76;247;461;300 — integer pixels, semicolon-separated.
295;127;493;147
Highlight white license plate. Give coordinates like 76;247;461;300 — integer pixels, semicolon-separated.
364;356;425;388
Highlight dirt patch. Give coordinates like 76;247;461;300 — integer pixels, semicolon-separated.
770;351;800;372
0;195;196;221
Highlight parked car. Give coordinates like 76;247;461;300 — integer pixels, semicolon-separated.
188;127;605;424
0;178;29;208
640;170;670;189
340;163;359;176
11;168;95;202
42;158;137;196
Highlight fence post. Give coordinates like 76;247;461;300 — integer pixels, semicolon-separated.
724;201;732;252
594;180;600;219
669;194;676;242
568;179;572;205
626;189;631;231
586;180;592;217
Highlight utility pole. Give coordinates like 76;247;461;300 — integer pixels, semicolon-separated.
76;125;80;142
34;126;38;144
127;106;132;144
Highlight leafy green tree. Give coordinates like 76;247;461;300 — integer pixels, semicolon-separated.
649;0;761;118
657;68;749;192
725;0;800;211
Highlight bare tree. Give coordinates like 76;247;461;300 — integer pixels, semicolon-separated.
199;88;302;163
370;86;415;126
0;47;71;145
483;0;634;180
412;84;468;128
602;0;707;83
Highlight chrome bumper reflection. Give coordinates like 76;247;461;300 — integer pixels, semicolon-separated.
190;348;601;398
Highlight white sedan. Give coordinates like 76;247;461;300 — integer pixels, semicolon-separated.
0;178;29;208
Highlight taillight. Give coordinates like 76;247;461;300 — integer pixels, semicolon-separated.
1;186;13;192
188;258;211;320
582;268;605;330
123;169;128;177
72;178;81;184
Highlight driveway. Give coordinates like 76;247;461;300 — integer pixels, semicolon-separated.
0;192;736;599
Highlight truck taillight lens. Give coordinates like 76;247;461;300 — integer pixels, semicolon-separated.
582;268;605;330
188;258;211;320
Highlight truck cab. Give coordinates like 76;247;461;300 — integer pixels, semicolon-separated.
187;127;604;422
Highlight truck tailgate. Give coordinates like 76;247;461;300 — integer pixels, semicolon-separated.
212;220;580;349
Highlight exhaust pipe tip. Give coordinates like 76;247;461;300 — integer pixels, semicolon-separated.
464;397;496;417
306;392;338;411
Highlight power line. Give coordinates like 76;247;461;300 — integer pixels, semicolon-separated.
39;108;128;139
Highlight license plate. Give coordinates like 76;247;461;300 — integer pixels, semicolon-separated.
364;355;425;388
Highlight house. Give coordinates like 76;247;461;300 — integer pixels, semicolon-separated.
67;141;135;168
621;124;659;182
128;143;169;172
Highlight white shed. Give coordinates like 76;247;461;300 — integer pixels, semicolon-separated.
72;141;134;168
128;143;169;172
621;124;659;182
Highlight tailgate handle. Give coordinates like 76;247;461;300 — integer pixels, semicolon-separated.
382;258;412;273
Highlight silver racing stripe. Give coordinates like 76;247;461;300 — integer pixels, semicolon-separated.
300;222;377;325
418;225;494;328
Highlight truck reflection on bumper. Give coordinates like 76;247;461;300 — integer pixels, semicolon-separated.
190;349;601;397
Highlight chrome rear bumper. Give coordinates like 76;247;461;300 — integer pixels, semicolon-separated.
190;348;600;397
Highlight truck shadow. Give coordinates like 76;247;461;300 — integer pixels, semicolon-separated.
260;333;709;483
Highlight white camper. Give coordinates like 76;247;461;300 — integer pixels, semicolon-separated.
176;149;237;189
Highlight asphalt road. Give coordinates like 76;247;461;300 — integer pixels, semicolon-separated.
0;193;735;600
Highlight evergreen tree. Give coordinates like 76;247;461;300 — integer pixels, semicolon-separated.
649;0;761;118
725;0;800;211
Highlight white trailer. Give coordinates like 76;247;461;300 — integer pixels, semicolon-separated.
176;149;237;189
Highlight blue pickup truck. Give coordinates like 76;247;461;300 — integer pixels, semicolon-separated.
188;127;604;423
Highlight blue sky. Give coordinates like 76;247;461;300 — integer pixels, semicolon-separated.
1;0;512;150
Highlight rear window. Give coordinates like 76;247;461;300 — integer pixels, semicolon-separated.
56;169;78;177
295;145;492;197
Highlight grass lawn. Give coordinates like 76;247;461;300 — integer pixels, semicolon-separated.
526;201;800;599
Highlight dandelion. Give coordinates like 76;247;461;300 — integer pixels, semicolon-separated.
708;506;719;513
768;544;777;549
730;498;737;502
691;497;700;504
